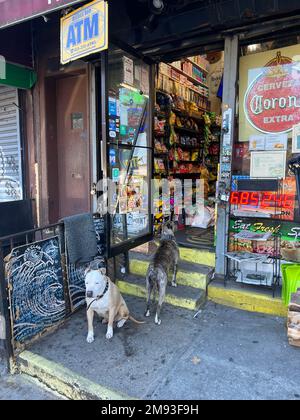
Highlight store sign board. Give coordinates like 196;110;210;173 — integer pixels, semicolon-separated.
229;218;300;262
245;53;300;134
0;0;83;29
60;0;108;65
239;45;300;141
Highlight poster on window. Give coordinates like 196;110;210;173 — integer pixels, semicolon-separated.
239;45;300;142
292;123;300;153
250;151;287;179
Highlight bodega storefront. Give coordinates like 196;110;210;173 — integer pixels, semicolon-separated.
225;37;300;298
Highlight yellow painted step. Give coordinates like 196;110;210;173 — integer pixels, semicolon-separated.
116;279;205;311
208;284;287;318
129;259;208;290
179;247;215;268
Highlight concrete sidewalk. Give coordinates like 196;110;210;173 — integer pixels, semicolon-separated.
0;361;61;400
20;296;300;400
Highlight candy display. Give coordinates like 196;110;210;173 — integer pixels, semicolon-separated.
154;56;222;232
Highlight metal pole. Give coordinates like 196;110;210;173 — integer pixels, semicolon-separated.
0;243;14;371
215;35;239;277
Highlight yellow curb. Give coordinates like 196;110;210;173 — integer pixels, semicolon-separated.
129;259;208;290
179;247;215;268
18;351;135;400
117;280;200;311
208;284;288;318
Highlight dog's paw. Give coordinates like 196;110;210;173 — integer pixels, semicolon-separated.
145;310;151;317
171;282;177;288
117;319;126;329
155;315;162;325
106;327;113;340
86;333;94;344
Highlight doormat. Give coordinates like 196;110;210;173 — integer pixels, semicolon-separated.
175;227;215;251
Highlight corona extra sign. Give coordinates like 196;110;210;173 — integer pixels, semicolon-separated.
244;52;300;134
60;0;108;65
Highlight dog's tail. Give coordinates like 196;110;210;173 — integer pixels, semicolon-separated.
128;315;146;325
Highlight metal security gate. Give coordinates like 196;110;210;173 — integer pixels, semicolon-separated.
0;85;23;202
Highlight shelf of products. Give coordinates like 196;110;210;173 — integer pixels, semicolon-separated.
154;58;222;233
157;61;210;112
169;64;209;89
185;57;209;75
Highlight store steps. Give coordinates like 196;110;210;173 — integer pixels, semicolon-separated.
116;274;206;312
131;242;216;268
179;246;215;268
208;280;288;318
129;251;213;291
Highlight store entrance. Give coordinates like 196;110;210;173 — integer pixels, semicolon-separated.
153;52;224;252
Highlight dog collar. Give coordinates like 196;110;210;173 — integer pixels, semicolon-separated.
87;280;109;311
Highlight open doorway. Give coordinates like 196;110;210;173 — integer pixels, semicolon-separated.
154;51;224;252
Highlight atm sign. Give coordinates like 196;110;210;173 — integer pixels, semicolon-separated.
61;0;108;65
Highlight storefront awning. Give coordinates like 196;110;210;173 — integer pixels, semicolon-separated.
0;62;36;89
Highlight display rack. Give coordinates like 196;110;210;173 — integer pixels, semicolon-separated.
226;178;283;296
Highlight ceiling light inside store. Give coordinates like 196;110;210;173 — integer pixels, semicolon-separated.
151;0;165;14
247;44;260;53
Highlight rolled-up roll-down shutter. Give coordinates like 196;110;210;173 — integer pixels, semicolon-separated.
0;85;23;202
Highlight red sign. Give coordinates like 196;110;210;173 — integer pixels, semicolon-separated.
245;52;300;134
0;0;82;29
230;178;297;221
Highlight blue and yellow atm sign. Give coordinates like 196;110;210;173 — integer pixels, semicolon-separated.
61;0;108;65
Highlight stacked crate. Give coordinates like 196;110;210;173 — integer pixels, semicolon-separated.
288;289;300;348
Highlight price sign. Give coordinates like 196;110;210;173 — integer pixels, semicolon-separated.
230;191;296;220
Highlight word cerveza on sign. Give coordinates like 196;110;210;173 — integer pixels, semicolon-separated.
245;52;300;134
60;0;108;65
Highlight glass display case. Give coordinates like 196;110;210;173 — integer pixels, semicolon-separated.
104;46;153;255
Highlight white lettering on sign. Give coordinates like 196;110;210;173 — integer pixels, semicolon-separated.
289;227;300;240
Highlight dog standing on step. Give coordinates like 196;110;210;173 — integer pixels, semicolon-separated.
145;222;179;325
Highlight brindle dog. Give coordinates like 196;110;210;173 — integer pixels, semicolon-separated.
145;222;179;325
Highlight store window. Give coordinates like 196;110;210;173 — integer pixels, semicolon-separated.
227;36;300;288
107;47;152;248
0;85;23;202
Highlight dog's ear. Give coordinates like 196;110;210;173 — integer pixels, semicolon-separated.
85;267;91;276
99;267;107;275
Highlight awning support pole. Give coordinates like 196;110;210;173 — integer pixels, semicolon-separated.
215;35;239;277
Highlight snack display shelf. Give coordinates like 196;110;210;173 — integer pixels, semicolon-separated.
155;110;167;118
154;152;169;157
156;89;209;113
173;160;201;164
154;131;167;137
174;143;201;150
160;73;209;98
170;173;201;178
169;64;209;89
174;126;201;135
185;58;209;75
172;107;207;119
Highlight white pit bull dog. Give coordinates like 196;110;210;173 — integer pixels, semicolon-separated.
85;267;144;342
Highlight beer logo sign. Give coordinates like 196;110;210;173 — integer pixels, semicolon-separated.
245;52;300;134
